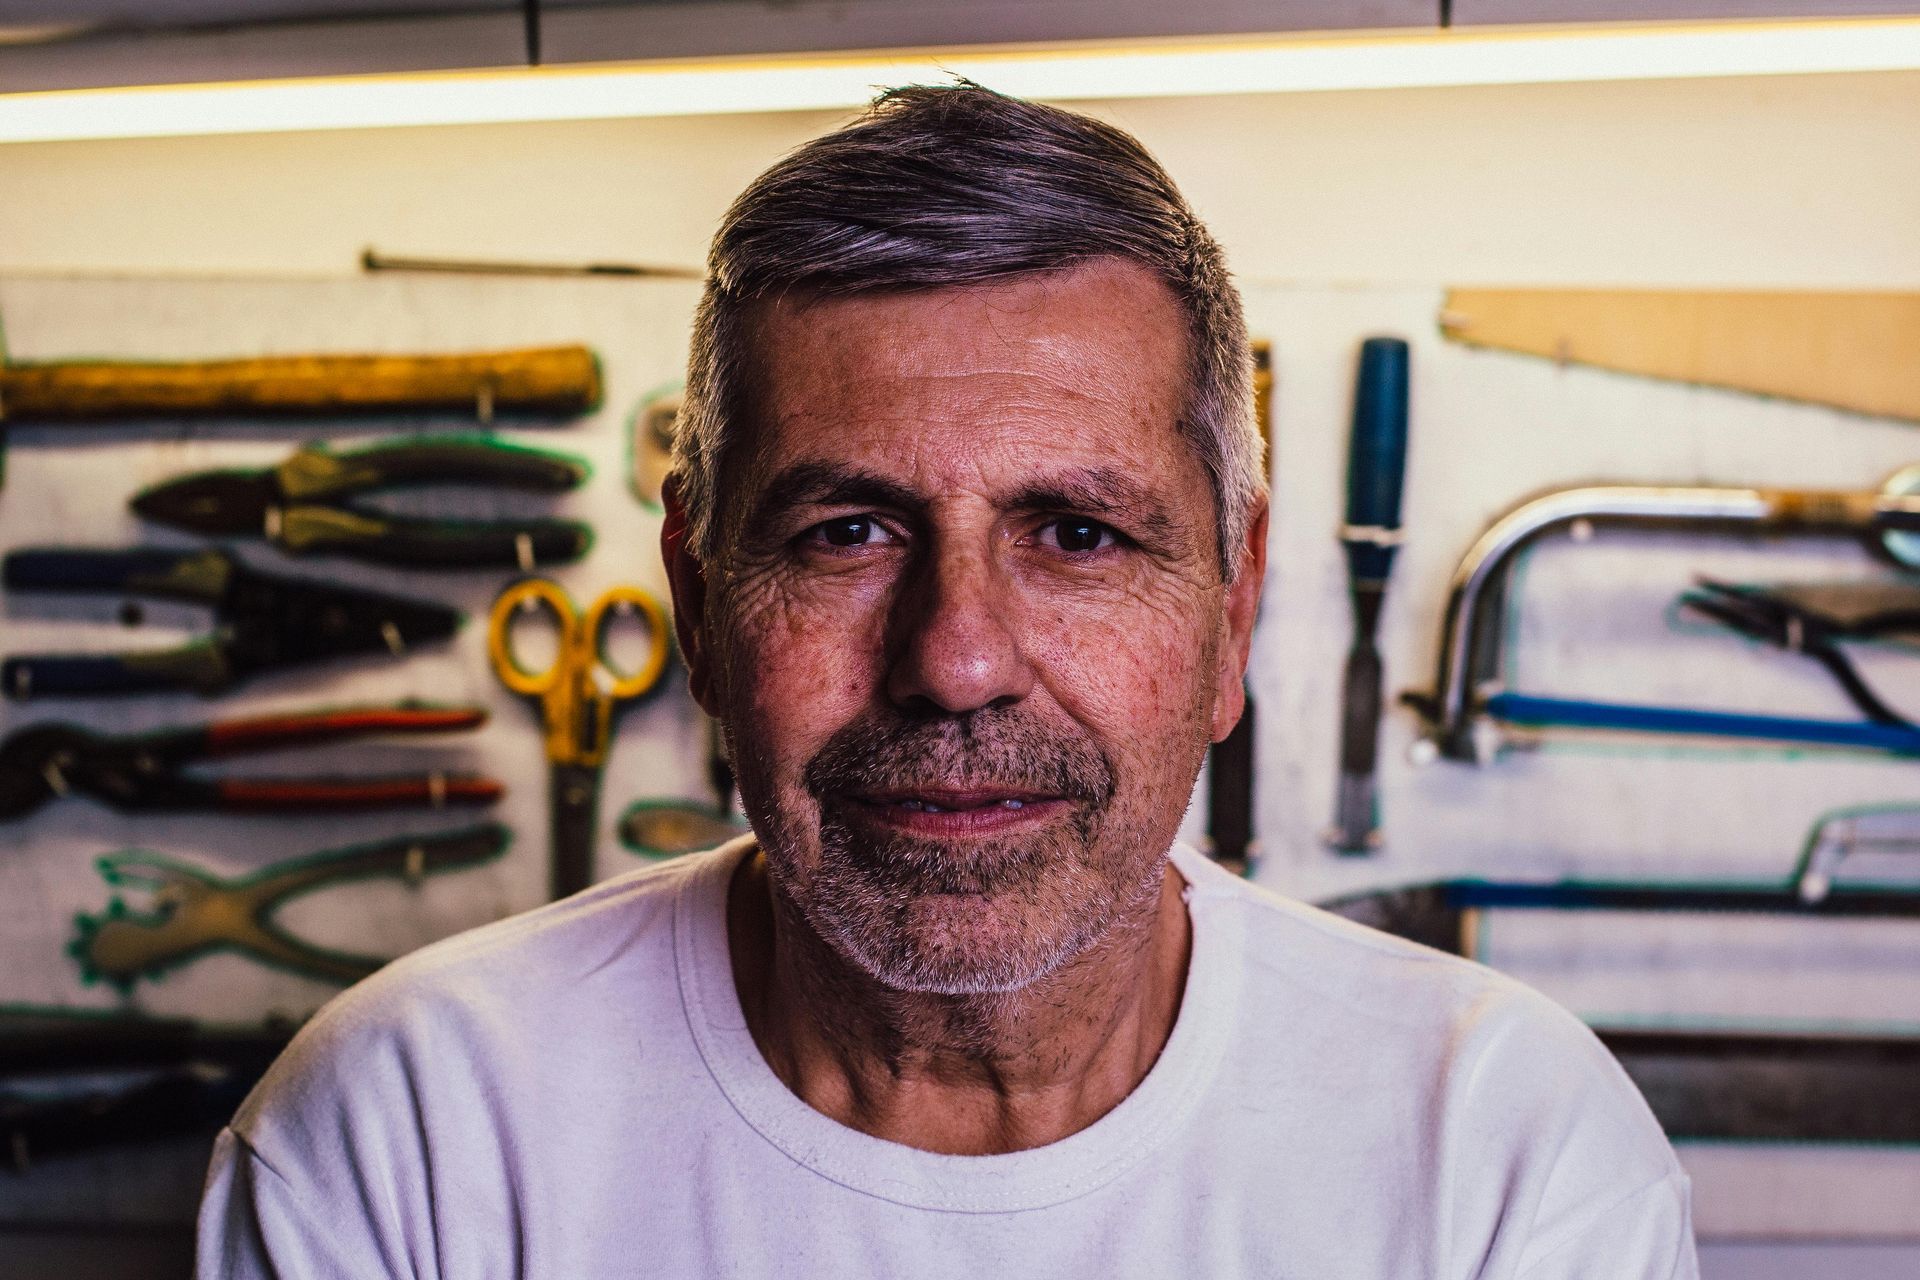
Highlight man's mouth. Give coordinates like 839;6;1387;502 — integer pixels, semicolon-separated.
845;787;1070;832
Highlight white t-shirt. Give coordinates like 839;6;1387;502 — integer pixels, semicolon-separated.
197;840;1697;1279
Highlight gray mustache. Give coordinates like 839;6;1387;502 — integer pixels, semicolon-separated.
804;707;1115;806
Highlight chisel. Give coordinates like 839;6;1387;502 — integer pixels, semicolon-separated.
1329;337;1411;855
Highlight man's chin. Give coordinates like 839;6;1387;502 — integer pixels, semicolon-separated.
824;904;1092;997
808;860;1112;996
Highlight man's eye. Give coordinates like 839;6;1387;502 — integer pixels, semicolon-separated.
1039;519;1116;554
808;516;890;548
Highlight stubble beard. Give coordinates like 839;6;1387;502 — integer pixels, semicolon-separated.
753;707;1165;997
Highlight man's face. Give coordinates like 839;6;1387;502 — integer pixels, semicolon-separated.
678;259;1261;996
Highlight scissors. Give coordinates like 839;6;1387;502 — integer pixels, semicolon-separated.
488;578;670;900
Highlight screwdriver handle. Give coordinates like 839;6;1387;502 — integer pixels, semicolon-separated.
1342;337;1411;585
2;547;231;603
2;647;231;699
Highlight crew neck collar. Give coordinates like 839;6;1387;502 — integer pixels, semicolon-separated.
674;838;1243;1213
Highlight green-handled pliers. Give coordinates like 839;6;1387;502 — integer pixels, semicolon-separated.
132;434;593;571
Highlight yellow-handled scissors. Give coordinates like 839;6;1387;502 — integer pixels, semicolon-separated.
487;578;670;899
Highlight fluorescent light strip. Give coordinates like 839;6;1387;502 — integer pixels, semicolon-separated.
3;18;1920;143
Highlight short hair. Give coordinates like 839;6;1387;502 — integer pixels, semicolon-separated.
674;81;1264;578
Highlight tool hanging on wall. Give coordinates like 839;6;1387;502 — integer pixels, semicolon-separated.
1322;870;1920;959
489;577;670;899
1486;692;1920;757
1680;579;1920;727
0;343;604;483
1794;802;1920;902
1600;1028;1920;1144
362;248;703;281
1204;699;1256;876
70;823;510;990
619;714;746;858
5;1050;257;1166
1203;341;1271;876
1329;337;1410;855
0;704;500;820
629;384;681;510
0;343;601;421
1;1006;291;1164
2;545;462;699
1438;287;1920;423
132;435;593;570
619;800;745;859
1406;470;1920;762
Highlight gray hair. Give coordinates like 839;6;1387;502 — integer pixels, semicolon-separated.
675;82;1264;578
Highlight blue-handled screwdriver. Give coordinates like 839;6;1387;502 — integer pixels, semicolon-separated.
1329;337;1411;855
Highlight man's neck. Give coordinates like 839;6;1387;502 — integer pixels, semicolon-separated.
725;848;1192;1156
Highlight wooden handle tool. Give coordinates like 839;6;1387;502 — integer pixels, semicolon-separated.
0;343;602;421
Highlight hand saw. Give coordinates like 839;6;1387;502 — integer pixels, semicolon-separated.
1440;288;1920;423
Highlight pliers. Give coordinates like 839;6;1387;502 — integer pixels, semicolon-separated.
0;704;502;819
70;823;511;989
130;435;592;570
1682;578;1920;727
2;545;462;699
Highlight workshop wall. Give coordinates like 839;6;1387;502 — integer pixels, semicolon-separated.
3;67;1919;1268
1;72;1917;285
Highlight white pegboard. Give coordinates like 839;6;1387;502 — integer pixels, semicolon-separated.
1243;284;1920;915
0;272;705;1024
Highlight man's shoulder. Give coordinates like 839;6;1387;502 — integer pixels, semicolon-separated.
353;841;722;1009
1175;846;1619;1071
1177;846;1680;1199
231;842;737;1138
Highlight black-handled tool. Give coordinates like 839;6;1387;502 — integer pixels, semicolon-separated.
1681;578;1920;728
1329;337;1410;855
131;435;593;570
2;546;461;698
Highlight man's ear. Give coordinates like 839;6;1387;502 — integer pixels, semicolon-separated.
661;475;720;716
1209;498;1269;744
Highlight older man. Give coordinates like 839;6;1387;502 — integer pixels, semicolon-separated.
199;85;1696;1279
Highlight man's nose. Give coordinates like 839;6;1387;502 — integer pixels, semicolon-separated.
885;543;1034;715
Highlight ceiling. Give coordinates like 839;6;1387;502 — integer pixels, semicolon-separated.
0;0;1440;92
5;0;1915;97
0;2;647;47
0;2;533;30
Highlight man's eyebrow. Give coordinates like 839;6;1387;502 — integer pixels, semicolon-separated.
747;462;924;528
745;461;1189;545
1007;467;1183;542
